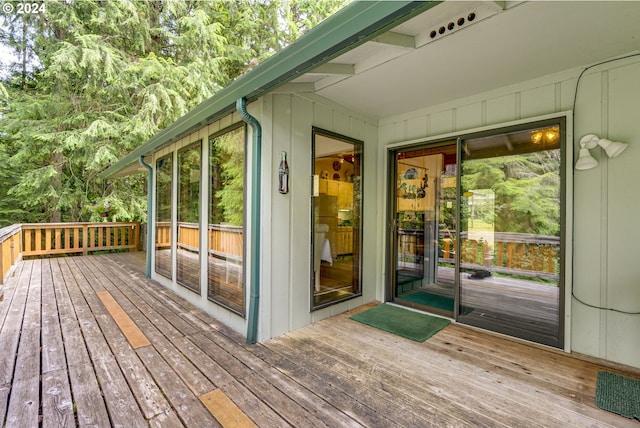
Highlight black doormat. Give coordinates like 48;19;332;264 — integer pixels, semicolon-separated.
595;371;640;420
349;304;450;342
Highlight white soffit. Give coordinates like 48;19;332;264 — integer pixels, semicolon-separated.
292;1;640;119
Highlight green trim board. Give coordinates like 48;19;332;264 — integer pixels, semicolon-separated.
101;1;441;179
595;371;640;420
350;304;450;342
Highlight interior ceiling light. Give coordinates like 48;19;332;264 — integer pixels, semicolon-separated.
530;127;559;144
575;134;628;170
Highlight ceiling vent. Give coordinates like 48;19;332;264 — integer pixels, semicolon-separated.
429;12;476;39
417;3;505;48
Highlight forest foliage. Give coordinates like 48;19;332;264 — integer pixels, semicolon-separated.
0;0;346;226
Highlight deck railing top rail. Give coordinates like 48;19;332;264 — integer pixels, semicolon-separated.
0;224;22;243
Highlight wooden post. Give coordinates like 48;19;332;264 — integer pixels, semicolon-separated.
134;223;141;252
0;239;4;286
82;224;89;256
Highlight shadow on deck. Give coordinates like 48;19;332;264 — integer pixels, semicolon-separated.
0;253;638;427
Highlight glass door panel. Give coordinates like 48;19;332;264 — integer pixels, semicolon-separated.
458;123;563;348
393;143;457;316
311;129;362;309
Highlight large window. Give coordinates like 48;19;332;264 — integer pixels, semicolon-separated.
177;143;202;293
312;129;362;309
208;125;246;315
155;154;173;279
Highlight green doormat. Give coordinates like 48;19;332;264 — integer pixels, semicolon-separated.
350;304;450;342
595;371;640;420
398;290;473;314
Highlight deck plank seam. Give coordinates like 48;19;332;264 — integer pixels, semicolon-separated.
269;333;480;428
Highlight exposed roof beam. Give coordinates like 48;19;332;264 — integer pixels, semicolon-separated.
270;82;317;93
307;63;355;75
485;1;506;11
372;31;416;49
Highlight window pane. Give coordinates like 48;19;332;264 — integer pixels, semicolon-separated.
155;154;173;279
177;143;201;293
208;126;245;315
459;124;562;347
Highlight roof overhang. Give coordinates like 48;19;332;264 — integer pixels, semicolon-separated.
100;0;441;178
306;1;640;119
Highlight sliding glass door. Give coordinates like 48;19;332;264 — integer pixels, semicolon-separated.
389;118;565;348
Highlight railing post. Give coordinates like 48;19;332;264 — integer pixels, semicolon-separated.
82;224;89;256
0;240;4;287
134;223;141;252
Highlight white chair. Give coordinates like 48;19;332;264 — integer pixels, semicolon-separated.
314;224;329;292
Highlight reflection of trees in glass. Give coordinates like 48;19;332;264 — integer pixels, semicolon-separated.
210;127;245;226
439;185;457;229
156;155;173;222
178;145;201;223
462;150;560;236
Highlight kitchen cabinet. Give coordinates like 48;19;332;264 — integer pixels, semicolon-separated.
337;181;353;210
335;227;353;256
319;179;353;210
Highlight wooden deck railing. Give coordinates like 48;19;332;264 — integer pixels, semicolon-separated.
0;222;141;285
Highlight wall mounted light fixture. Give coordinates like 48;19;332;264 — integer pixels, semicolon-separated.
575;134;628;170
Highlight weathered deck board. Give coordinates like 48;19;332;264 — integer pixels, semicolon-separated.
52;257;113;427
40;259;74;428
0;261;27;425
5;260;41;428
0;253;638;427
62;257;147;428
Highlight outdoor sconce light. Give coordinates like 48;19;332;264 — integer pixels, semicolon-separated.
575;134;628;170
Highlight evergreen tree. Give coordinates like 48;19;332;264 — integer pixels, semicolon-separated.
0;0;346;226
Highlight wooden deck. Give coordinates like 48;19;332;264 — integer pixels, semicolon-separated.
0;253;638;427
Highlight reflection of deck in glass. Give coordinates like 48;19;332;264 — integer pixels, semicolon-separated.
396;265;560;347
315;257;358;307
154;222;245;315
